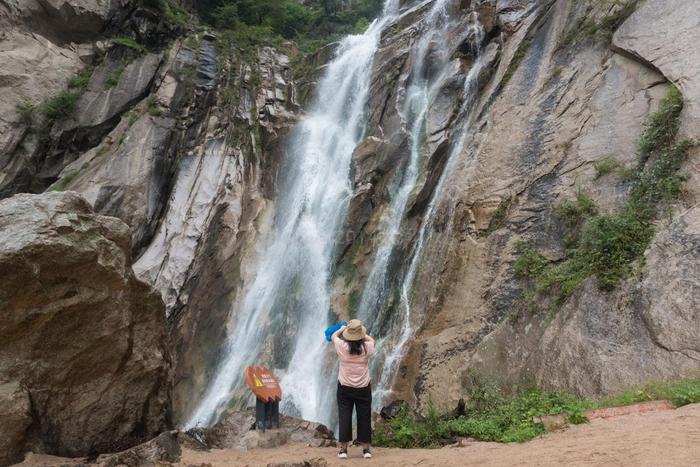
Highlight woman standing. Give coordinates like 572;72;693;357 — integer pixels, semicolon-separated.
331;319;375;459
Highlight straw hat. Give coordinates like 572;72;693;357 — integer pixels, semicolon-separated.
342;319;367;341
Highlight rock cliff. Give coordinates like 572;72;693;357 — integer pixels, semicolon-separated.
1;0;699;450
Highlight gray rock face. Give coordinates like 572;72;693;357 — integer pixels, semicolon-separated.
364;0;700;409
613;0;700;140
471;207;700;396
0;191;171;463
1;0;114;42
60;52;163;133
0;29;83;195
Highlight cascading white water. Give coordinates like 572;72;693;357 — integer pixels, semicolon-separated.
184;1;403;430
364;9;487;405
358;0;454;326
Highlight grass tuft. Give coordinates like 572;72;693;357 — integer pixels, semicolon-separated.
594;157;621;179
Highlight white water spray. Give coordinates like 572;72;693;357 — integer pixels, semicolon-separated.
184;1;403;430
367;9;487;405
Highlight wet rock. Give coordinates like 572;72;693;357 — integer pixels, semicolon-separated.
205;409;335;450
380;400;407;420
95;431;181;467
0;191;171;460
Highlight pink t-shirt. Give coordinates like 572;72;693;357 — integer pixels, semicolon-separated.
332;334;375;388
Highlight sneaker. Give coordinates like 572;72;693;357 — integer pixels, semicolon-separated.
363;448;372;459
338;448;348;459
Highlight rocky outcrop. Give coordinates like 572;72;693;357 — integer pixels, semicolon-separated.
0;191;171;464
386;0;700;408
471;207;700;395
202;409;335;450
0;0;189;198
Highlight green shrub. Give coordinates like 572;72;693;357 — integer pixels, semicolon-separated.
374;387;590;447
206;0;383;41
598;378;700;408
482;197;512;236
594;157;621;179
16;101;35;125
671;380;700;407
555;192;598;246
560;0;639;48
574;212;653;289
513;242;548;278
41;90;82;121
638;85;683;161
51;170;79;191
374;377;700;449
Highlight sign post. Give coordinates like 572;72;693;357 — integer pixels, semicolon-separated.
245;366;282;431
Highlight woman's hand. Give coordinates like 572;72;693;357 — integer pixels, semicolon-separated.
332;325;347;339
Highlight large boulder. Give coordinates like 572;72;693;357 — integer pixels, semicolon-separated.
0;191;171;464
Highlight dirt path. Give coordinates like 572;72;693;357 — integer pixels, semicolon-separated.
180;403;700;467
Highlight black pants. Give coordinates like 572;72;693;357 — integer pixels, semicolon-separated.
337;382;372;444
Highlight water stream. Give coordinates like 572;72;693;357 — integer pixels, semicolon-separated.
184;0;401;430
365;8;487;405
185;0;488;429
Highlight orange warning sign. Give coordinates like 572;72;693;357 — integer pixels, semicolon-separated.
245;366;282;402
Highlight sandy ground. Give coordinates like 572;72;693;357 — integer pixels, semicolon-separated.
180;403;700;467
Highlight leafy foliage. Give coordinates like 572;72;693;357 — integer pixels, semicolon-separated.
207;0;383;41
147;96;164;117
374;385;590;447
598;378;700;408
481;197;512;236
554;192;598;246
50;170;79;191
140;0;190;28
106;64;125;88
594;157;621;179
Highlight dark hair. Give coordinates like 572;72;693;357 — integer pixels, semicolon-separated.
348;339;366;355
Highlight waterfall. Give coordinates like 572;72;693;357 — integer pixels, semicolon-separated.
184;1;403;430
362;8;487;405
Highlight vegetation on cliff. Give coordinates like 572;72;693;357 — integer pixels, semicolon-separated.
205;0;383;40
515;85;694;310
